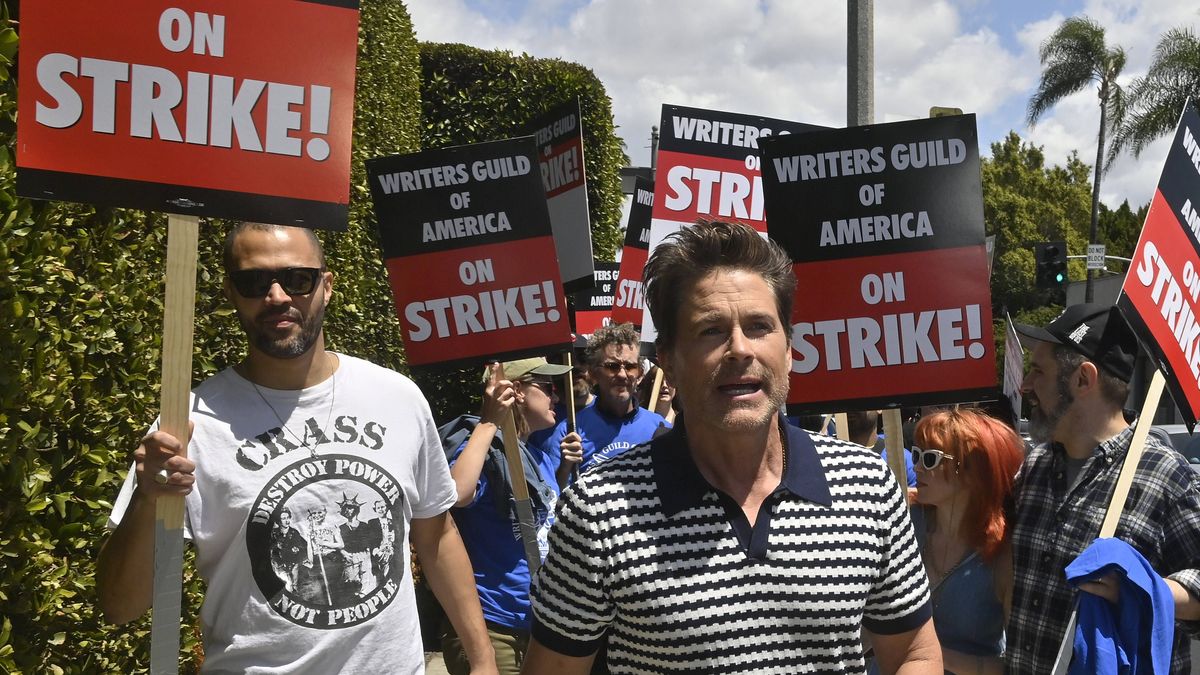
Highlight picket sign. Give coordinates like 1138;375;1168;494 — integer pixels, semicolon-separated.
492;363;542;576
882;409;906;488
150;214;200;675
16;3;361;668
835;413;850;442
1049;369;1166;675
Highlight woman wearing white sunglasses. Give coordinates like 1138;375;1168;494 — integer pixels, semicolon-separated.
911;409;1024;675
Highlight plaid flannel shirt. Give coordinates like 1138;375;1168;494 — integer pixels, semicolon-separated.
1007;426;1200;674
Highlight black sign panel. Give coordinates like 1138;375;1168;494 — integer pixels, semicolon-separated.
760;114;984;263
367;137;552;258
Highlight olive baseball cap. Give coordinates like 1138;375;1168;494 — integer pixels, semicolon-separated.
481;357;572;382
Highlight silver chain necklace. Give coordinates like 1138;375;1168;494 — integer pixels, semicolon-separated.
249;360;337;459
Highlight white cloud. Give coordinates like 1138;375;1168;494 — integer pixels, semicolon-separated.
404;0;1200;207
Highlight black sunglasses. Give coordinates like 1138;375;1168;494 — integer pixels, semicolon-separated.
599;360;642;375
522;378;557;397
230;267;322;298
911;445;957;471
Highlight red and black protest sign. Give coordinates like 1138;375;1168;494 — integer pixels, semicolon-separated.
640;104;824;336
572;261;619;348
527;99;594;294
611;177;654;326
367;137;572;368
1119;102;1200;428
761;114;996;411
16;1;358;229
651;104;824;232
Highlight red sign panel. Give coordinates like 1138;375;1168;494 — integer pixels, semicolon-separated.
385;237;569;365
16;1;359;229
791;246;995;406
1119;104;1200;427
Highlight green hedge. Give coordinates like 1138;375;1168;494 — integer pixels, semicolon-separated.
416;42;628;419
0;1;420;671
419;43;627;260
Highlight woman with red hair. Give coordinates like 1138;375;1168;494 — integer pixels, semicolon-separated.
912;408;1024;675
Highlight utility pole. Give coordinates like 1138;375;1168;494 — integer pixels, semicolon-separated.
650;125;659;171
847;0;873;127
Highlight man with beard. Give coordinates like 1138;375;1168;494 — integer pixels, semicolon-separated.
1010;304;1200;674
545;323;668;488
97;223;497;674
523;220;939;674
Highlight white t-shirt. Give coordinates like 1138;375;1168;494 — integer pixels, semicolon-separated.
109;354;457;674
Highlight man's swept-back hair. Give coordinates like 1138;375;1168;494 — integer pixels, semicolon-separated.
643;219;795;351
585;322;641;367
222;222;325;274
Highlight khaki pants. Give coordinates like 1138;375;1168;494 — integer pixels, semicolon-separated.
442;620;529;675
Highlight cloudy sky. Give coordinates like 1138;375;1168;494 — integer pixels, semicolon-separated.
406;0;1200;210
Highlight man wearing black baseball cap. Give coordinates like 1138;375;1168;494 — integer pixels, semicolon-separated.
1006;303;1200;674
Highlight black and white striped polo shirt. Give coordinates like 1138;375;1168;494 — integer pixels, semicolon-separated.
530;418;931;674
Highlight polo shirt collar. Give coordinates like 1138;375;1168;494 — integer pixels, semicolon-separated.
652;414;832;517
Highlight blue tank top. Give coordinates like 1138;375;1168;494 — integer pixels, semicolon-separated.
867;509;1005;675
930;550;1006;657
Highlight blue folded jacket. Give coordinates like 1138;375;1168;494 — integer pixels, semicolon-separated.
1064;537;1174;675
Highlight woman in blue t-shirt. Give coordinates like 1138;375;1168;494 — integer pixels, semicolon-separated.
436;357;579;675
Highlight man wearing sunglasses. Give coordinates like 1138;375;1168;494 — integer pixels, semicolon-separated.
98;223;497;674
544;322;669;488
1008;304;1200;674
523;220;939;675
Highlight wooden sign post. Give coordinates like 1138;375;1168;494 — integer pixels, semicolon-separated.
835;413;850;442
882;408;907;487
150;215;199;674
492;363;543;576
647;367;665;411
564;352;580;483
564;351;578;433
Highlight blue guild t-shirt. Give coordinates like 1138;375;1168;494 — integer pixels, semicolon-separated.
546;404;669;476
448;437;557;630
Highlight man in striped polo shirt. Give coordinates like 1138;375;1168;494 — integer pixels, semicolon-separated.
523;220;939;674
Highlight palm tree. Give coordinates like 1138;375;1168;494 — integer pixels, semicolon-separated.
1109;27;1200;162
1027;16;1126;304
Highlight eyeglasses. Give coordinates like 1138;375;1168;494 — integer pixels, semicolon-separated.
911;445;957;471
522;379;557;397
230;267;322;298
599;360;642;375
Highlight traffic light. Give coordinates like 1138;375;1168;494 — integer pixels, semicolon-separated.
1035;241;1068;289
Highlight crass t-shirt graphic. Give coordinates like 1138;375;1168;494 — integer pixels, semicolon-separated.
246;454;405;629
